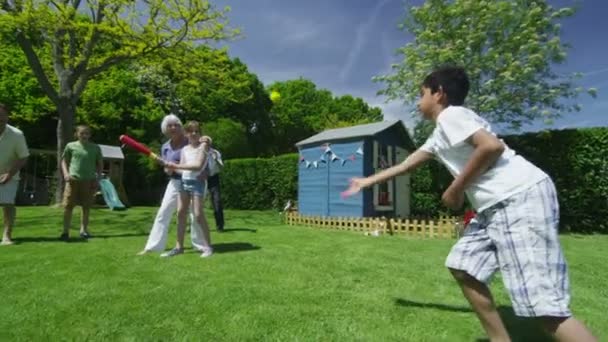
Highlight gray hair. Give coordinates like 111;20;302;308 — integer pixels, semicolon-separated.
160;114;183;136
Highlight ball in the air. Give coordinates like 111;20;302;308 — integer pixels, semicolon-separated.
270;90;281;103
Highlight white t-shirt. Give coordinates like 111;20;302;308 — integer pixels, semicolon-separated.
207;148;223;177
0;124;30;181
420;106;548;212
180;144;208;180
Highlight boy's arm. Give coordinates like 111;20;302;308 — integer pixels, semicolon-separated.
442;129;504;209
342;149;433;197
61;146;71;181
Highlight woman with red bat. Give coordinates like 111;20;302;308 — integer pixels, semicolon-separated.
137;114;209;256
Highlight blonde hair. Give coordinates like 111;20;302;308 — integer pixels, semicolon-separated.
160;114;183;136
184;120;201;134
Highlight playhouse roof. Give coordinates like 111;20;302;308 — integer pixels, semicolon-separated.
99;144;124;160
295;120;415;149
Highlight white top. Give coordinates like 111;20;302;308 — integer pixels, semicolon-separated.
207;148;223;176
420;106;548;212
180;144;208;180
0;124;30;181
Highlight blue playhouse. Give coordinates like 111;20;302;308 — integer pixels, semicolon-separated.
295;120;417;218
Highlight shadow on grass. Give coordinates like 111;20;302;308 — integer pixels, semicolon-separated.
12;236;88;244
394;298;552;342
218;227;258;233
212;242;260;254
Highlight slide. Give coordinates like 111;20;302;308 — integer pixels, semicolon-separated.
99;178;126;210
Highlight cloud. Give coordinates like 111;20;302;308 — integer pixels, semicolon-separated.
338;0;393;82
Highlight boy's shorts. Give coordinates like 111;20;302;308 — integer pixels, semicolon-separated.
445;177;571;317
0;180;19;205
180;179;206;197
63;180;97;208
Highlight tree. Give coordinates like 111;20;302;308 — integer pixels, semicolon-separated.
375;0;597;130
0;0;238;202
268;79;383;154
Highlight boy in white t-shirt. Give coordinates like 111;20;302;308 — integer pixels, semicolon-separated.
342;67;596;341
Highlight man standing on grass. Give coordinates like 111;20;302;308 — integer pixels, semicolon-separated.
0;103;30;245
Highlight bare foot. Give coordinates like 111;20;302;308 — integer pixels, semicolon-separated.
1;239;15;246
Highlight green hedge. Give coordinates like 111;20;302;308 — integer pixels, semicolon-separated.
220;153;299;210
503;128;608;233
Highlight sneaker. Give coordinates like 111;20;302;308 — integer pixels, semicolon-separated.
1;239;14;246
80;232;91;239
59;233;69;241
200;250;213;258
160;248;184;258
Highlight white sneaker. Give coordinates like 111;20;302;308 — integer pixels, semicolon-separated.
200;250;213;258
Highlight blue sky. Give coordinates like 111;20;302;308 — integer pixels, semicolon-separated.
220;0;608;133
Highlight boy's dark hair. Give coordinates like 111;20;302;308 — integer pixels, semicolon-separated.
422;66;469;106
0;103;9;114
184;121;201;133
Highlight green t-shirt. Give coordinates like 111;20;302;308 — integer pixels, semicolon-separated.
62;141;102;180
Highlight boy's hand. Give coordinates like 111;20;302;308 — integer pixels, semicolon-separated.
0;173;11;184
64;174;73;182
165;162;177;169
341;177;369;199
442;184;465;210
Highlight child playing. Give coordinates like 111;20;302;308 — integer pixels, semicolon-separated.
342;66;596;341
60;125;103;240
163;121;213;258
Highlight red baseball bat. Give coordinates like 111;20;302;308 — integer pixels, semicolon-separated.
119;134;160;160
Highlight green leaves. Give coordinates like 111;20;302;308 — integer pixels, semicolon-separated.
376;0;595;131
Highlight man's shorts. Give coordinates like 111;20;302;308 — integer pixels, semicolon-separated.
0;180;19;205
445;177;571;317
63;180;97;208
180;179;206;197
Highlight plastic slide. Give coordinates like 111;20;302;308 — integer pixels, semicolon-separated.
98;178;126;210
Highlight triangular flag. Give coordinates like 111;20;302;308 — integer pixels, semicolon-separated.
319;154;326;161
341;159;348;166
305;161;311;168
331;153;340;161
356;146;364;155
325;146;332;153
349;154;356;161
312;161;318;168
299;155;305;162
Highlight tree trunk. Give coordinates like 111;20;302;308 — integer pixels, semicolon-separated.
55;101;75;204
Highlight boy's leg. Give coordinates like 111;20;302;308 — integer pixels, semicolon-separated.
445;218;510;341
488;178;596;341
541;317;597;342
1;180;19;244
449;269;511;342
62;205;74;235
1;205;16;244
81;207;90;234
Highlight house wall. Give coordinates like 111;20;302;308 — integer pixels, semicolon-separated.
298;145;329;216
327;140;364;217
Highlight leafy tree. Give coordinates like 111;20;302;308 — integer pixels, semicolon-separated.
268;79;383;153
1;0;238;202
203;118;250;158
375;0;597;130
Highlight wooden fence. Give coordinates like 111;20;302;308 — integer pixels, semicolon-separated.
285;212;460;239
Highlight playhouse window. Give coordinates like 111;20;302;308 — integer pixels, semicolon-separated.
373;141;394;211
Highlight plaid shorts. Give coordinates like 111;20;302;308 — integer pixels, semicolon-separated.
445;177;571;317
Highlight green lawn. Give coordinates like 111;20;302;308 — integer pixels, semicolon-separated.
1;207;606;341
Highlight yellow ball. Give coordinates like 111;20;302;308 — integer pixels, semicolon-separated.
270;90;281;102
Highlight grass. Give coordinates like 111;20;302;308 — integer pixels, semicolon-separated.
0;206;606;341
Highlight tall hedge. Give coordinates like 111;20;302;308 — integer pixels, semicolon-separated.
220;153;299;210
502;128;608;233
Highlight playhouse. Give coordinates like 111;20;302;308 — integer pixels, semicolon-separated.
295;120;416;218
